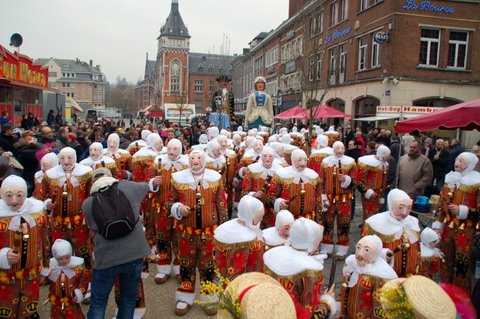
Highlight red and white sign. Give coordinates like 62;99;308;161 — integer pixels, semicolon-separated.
0;45;48;89
377;105;443;114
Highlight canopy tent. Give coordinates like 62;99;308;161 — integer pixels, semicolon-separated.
395;98;480;133
140;105;154;113
301;104;351;120
274;105;306;120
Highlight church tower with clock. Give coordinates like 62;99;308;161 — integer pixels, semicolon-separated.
155;0;191;108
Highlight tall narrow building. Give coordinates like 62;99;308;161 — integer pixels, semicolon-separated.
155;0;191;108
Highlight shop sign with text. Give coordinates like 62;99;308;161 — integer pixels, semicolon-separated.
0;45;48;89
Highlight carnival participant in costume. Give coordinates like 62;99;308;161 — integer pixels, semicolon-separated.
242;146;280;228
42;147;93;270
270;142;288;167
308;134;333;175
210;76;235;129
257;126;271;145
324;125;340;147
340;235;397;319
280;134;298;165
418;227;444;279
354;144;391;222
214;196;264;281
165;149;227;316
362;188;420;277
217;135;237;217
245;77;274;129
45;239;89;319
240;138;263;167
131;133;165;183
377;275;457;319
205;141;227;178
320;141;356;259
433;151;480;292
127;129;151;156
0;175;49;319
190;134;208;152
103;133;132;180
262;210;294;248
147;138;189;285
206;126;220;143
79;142;118;175
267;149;322;221
33;152;58;200
264;218;337;318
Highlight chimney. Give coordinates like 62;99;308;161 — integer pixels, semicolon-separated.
96;65;101;71
289;0;303;18
89;59;93;66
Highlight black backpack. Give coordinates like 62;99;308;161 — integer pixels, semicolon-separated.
92;182;138;240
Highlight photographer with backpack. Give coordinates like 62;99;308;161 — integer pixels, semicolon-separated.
82;167;161;319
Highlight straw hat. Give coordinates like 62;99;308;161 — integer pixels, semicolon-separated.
217;272;283;319
379;276;456;319
224;272;279;300
403;276;456;319
240;283;296;319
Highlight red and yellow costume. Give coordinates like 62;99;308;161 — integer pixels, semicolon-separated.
242;162;278;228
435;165;480;293
166;168;227;306
264;218;336;318
47;257;89;319
103;148;132;181
79;155;119;177
223;148;237;215
320;155;356;256
307;147;333;176
0;197;49;319
213;220;264;280
267;166;322;221
419;245;442;279
41;164;93;270
355;154;389;221
363;211;420;277
341;255;397;319
340;235;398;319
148;153;189;281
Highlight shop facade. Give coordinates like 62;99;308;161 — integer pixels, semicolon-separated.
0;45;48;126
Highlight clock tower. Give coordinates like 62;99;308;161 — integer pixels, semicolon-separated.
155;0;191;107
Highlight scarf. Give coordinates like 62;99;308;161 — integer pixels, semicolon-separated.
7;200;37;232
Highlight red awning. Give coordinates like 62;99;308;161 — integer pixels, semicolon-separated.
395;98;480;133
301;104;351;120
274;105;306;120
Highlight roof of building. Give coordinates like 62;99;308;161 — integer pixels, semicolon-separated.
188;52;234;76
159;0;190;39
36;58;103;75
145;60;156;82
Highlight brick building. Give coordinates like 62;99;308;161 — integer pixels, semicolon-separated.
36;57;106;112
232;0;480;139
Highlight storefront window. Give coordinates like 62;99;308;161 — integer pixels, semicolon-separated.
355;96;379;117
0;86;12;103
413;97;459;108
328;98;345;112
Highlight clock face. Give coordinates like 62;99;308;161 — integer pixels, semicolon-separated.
172;62;179;70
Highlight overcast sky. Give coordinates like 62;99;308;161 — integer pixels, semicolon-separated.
1;0;289;84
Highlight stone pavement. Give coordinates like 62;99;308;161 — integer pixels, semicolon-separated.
38;193;364;318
